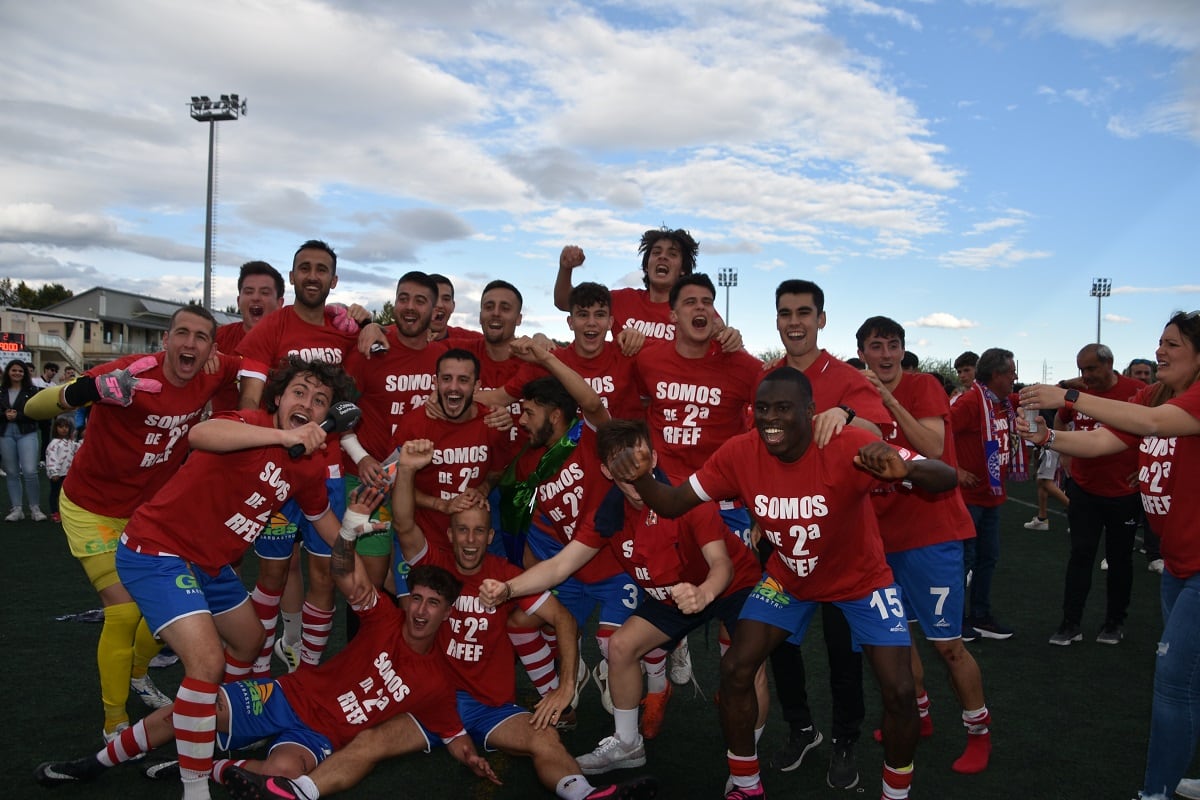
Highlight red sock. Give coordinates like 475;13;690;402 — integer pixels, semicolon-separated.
509;626;559;697
300;601;335;666
916;692;934;737
952;708;992;774
882;762;913;800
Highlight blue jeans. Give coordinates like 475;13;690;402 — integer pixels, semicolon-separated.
0;425;40;510
964;504;1000;620
1141;569;1200;799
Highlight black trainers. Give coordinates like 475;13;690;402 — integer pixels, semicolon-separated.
1048;622;1082;646
34;756;105;787
141;759;180;781
826;739;859;789
768;726;823;771
1097;622;1125;645
224;765;301;800
970;616;1015;640
961;624;980;643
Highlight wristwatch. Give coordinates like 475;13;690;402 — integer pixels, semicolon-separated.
1062;388;1080;414
838;405;856;424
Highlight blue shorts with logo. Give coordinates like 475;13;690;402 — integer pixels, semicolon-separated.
885;541;966;641
116;543;250;636
551;572;642;630
218;679;333;763
738;576;911;651
253;476;346;560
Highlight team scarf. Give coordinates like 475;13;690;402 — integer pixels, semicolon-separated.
972;381;1010;496
497;418;583;538
1006;391;1030;482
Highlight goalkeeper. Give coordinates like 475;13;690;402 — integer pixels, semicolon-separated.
24;306;240;748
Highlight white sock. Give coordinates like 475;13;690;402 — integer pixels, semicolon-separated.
613;706;640;745
281;610;302;645
556;773;596;800
291;775;320;799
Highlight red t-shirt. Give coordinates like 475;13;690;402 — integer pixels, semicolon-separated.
634;341;762;482
1111;382;1200;578
503;343;645;421
211;322;249;412
690;426;895;601
758;350;892;435
519;423;624;583
413;546;550;707
1060;374;1141;497
575;484;760;607
390;411;508;551
121;409;329;573
235;305;362;478
870;372;974;552
65;352;240;517
277;600;464;750
609;288;675;342
342;331;446;474
950;384;1010;508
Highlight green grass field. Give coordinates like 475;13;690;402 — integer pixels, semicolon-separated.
2;478;1191;799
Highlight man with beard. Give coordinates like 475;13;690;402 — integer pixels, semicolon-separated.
336;272;447;596
235;240;373;676
211;261;285;412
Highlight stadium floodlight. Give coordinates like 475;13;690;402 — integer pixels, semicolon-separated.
187;93;247;309
1090;277;1112;344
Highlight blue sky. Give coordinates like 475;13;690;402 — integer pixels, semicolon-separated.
2;0;1197;382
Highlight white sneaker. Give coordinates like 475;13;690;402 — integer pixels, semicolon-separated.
1178;777;1200;800
1022;516;1049;531
668;637;694;685
30;506;48;522
5;507;24;522
130;674;173;709
592;661;614;714
274;638;301;673
1148;559;1165;574
575;735;646;775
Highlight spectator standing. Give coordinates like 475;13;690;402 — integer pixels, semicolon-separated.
1;359;45;521
45;415;79;522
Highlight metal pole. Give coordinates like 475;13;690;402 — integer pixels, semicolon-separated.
725;283;730;324
203;120;216;311
1096;295;1102;343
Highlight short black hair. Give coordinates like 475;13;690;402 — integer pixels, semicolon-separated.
294;239;337;272
171;304;218;339
854;315;905;350
482;279;523;310
428;274;454;297
437;348;480;382
774;280;825;314
901;351;920;370
596;418;651;463
522;376;576;420
396;271;440;302
569;281;611;311
758;365;815;407
407;564;462;605
954;351;979;370
668;272;716;308
238;261;285;298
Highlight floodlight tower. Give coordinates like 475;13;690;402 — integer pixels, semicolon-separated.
1090;277;1111;343
188;94;246;310
718;267;738;324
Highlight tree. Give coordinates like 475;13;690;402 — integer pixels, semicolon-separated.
373;301;394;327
920;357;957;393
0;279;73;309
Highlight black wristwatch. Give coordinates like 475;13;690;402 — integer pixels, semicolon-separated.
838;405;856;424
1062;389;1080;414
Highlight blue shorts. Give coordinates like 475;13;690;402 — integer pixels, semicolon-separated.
718;502;753;548
455;691;529;752
635;586;752;649
553;572;642;630
116;543;250;636
219;679;333;763
885;541;966;640
253;476;346;559
738;577;911;651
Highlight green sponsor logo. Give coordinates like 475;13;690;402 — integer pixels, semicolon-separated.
175;574;199;590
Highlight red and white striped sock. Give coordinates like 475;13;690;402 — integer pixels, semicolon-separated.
509;626;559;697
174;677;219;790
882;762;914;800
224;652;254;683
726;750;760;790
97;719;150;766
211;758;247;784
250;584;282;678
300;601;334;667
542;628;559;663
642;647;668;694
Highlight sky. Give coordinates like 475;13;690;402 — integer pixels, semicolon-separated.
2;0;1198;382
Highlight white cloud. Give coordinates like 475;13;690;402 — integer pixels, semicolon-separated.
937;240;1052;269
909;312;979;329
1113;284;1200;294
1104;313;1133;323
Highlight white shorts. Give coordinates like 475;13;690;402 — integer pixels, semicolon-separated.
1036;449;1061;481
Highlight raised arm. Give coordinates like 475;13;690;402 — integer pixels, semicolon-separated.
326;486;390;608
389;438;436;562
552;245;586;312
606;439;705;518
509;336;609;429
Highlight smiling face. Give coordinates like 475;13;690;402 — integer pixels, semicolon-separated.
670;283;716;348
403;584;453;649
237;274;283;331
393;280;435;342
1155;323;1200;392
6;361;26;384
567;302;612;358
776;292;826;368
272;371;334;432
479;287;522;345
161;310;216;386
431;282;456;337
858;331;905;388
754;377;815;463
436;357;478;420
446;506;493;575
290;247;337;311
